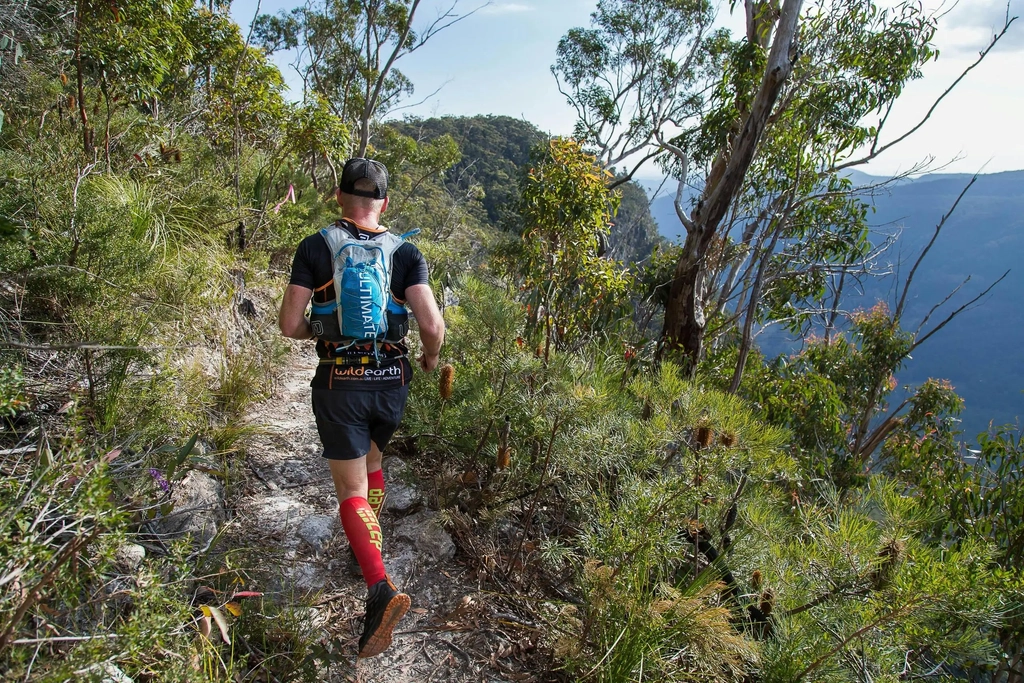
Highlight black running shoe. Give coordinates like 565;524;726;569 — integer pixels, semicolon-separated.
358;577;410;658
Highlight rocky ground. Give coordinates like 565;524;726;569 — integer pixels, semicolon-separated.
172;343;549;683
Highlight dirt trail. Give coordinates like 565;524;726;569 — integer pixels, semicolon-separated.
225;343;540;683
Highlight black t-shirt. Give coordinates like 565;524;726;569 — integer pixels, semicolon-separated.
289;219;429;390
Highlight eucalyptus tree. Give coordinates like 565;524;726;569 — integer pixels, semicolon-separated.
256;0;483;160
552;0;724;189
702;0;1012;393
555;0;803;368
70;0;196;156
653;0;931;373
0;0;196;156
498;138;632;358
556;0;1015;378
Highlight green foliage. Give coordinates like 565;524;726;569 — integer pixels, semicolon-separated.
732;303;916;482
200;41;289;150
496;138;632;354
405;273;1015;680
750;480;1005;682
0;431;326;681
553;0;721;165
1;0;1019;679
561;572;757;682
255;0;429;156
887;417;1024;569
391;115;549;225
0;365;28;421
285;95;351;175
637;241;683;308
406;276;791;680
371;124;462;231
709;0;938;339
388;116;664;265
0;437;182;678
607;177;663;264
77;0;196;98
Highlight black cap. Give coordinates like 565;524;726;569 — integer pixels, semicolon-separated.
340;158;388;199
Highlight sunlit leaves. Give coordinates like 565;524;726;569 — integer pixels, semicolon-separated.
78;0;196;99
257;0;426;154
498;138;632;352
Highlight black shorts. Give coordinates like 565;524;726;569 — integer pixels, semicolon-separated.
311;386;410;460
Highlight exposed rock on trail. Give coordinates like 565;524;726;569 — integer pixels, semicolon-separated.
157;470;226;544
221;344;548;682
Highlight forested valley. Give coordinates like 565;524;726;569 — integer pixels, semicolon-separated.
2;0;1023;681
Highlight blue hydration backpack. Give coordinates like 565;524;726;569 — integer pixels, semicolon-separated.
308;223;418;351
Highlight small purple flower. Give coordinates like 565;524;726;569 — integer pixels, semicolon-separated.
148;468;170;493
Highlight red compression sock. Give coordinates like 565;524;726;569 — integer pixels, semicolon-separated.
367;468;386;517
339;497;387;587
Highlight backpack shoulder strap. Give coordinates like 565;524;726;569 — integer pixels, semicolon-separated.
364;229;404;263
320;222;409;258
320;223;356;259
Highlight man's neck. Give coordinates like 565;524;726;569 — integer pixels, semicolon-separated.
341;210;381;231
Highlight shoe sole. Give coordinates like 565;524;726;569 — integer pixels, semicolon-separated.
357;592;410;658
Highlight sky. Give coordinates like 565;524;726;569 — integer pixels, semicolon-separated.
230;0;1024;179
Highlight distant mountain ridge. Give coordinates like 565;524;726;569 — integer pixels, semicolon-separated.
649;170;1024;440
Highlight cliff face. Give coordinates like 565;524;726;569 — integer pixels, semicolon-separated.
607;178;663;265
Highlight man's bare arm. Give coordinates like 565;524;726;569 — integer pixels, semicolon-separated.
279;284;315;339
405;284;445;372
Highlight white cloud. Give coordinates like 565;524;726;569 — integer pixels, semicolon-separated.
940;0;1024;53
945;0;1020;29
480;2;534;14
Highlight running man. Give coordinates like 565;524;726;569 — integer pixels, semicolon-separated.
278;157;445;657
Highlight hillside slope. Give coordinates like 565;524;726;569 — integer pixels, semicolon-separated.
391;116;662;263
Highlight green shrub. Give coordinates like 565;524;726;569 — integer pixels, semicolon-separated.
0;364;27;422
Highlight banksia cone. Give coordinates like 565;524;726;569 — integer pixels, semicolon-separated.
722;503;738;533
685;519;707;540
869;538;905;590
68;95;77;110
719;431;738;448
496;415;512;470
438;364;454;400
695;420;714;449
60;72;68;86
751;569;763;591
496;446;512;470
759;588;775;617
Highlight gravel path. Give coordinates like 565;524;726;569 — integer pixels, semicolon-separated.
226;343;545;683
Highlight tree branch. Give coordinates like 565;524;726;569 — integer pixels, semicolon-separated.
894;175;977;322
833;15;1016;172
912;270;1009;351
794;599;925;682
695;0;803;235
